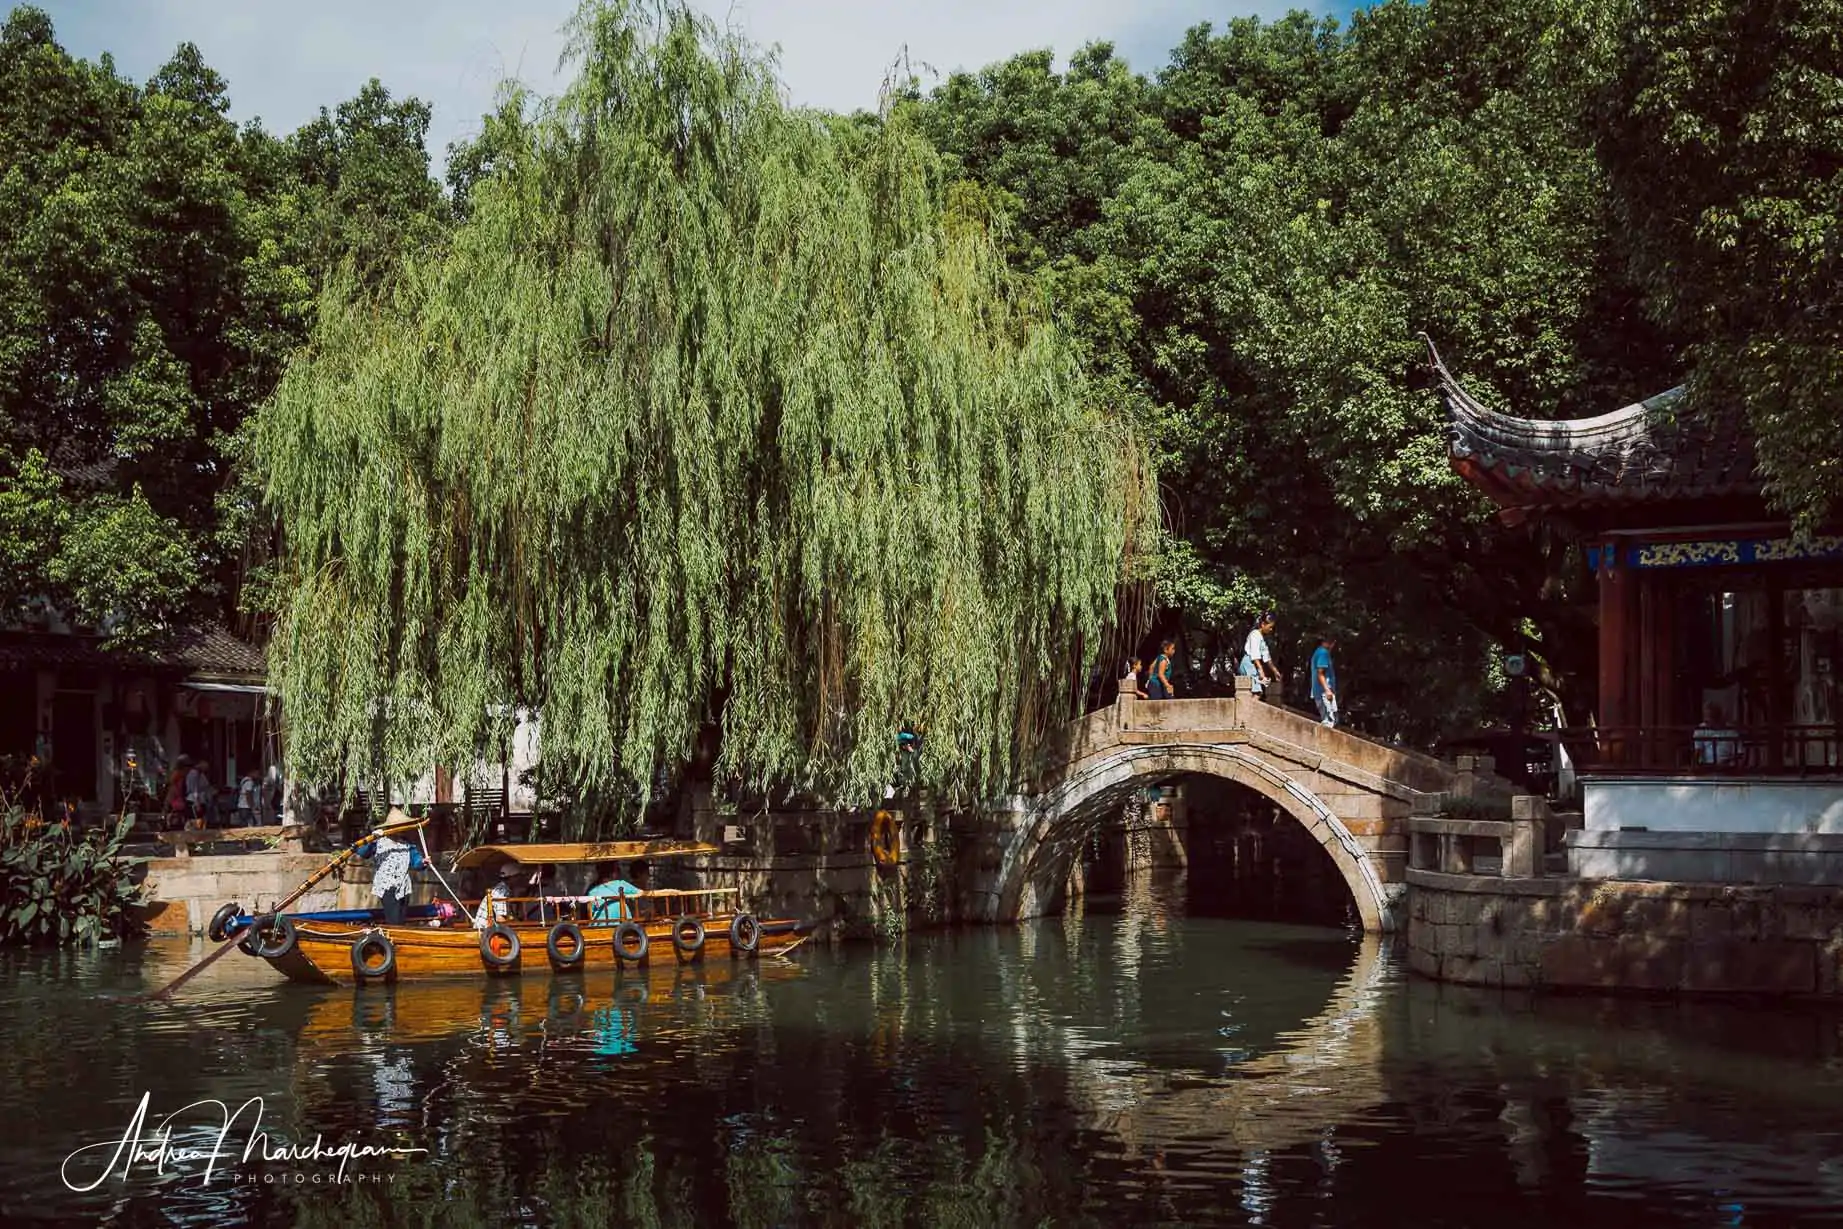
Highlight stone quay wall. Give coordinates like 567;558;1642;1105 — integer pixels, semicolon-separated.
1406;870;1843;997
684;810;931;942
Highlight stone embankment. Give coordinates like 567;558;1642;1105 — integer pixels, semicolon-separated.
1405;790;1843;997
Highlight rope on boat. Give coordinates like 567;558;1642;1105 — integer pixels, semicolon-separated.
418;825;479;928
770;934;812;961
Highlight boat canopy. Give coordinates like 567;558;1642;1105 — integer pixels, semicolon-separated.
452;839;719;869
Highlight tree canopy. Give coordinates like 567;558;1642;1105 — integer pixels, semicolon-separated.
254;0;1152;825
912;0;1838;740
0;5;448;647
1602;0;1843;531
6;0;1834;792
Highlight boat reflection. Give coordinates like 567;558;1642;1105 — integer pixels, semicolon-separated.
294;956;805;1059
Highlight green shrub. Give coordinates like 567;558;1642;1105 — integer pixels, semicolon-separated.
0;805;147;946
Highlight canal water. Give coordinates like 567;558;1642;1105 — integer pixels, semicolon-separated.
3;892;1841;1226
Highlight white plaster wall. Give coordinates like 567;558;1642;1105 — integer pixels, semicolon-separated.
1585;777;1843;834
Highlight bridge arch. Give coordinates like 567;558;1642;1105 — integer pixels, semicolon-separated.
999;742;1393;932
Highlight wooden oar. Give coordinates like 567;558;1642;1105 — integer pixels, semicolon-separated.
136;812;430;1003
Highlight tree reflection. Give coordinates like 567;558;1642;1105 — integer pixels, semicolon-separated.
289;1127;1092;1229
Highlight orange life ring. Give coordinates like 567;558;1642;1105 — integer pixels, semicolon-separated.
869;809;901;866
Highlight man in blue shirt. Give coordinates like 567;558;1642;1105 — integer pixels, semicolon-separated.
587;860;646;921
1311;636;1338;728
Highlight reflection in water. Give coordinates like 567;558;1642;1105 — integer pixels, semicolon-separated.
1;916;1840;1226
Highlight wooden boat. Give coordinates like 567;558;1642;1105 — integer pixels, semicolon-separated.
225;838;810;986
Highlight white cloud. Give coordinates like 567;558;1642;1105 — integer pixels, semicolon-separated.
43;0;1320;170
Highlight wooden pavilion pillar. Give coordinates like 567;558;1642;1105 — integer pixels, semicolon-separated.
1598;540;1636;764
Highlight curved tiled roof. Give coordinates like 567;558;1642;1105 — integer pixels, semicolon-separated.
1423;335;1759;510
0;621;264;681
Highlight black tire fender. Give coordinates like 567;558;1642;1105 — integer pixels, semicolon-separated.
242;914;296;960
671;916;705;960
614;920;649;963
546;921;586;969
350;931;396;981
207;902;241;943
479;922;521;969
728;912;761;956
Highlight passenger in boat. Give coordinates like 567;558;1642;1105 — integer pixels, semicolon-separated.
476;864;517;928
428;892;460;928
587;861;645;922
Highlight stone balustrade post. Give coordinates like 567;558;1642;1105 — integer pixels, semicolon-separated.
1453;754;1496;800
1506;793;1551;878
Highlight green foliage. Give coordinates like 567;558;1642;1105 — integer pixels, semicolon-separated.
915;0;1676;739
0;798;146;947
867;870;906;944
0;446;193;647
0;5;450;644
45;487;195;648
1603;0;1843;529
256;0;1152;828
0;446;63;614
911;823;954;923
289;79;452;284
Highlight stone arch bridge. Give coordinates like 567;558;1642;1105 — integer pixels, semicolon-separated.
960;680;1504;933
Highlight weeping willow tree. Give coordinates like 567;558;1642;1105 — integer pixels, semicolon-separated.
256;0;1153;832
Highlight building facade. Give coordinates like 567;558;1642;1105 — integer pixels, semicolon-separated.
0;621;269;819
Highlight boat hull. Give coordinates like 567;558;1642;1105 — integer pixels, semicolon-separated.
260;915;808;985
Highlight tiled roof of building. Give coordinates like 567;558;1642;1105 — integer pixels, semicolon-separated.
1425;336;1760;513
167;623;267;679
0;621;265;681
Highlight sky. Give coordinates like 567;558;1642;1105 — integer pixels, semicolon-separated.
41;1;1357;171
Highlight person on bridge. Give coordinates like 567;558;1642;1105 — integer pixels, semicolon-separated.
1240;612;1278;700
1312;635;1339;727
1146;641;1177;699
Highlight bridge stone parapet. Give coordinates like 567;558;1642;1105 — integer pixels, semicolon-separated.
969;677;1511;934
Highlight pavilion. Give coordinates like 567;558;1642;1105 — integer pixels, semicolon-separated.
1430;338;1843;881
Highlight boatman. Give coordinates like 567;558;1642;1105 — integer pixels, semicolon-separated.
364;824;416;924
587;861;646;922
